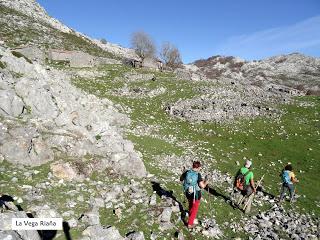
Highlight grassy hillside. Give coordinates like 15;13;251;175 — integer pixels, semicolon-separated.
71;64;320;239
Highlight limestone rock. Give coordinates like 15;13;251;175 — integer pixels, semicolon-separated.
82;225;124;240
1;126;54;166
126;231;145;240
0;90;24;117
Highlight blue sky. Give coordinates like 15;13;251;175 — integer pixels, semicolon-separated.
37;0;320;63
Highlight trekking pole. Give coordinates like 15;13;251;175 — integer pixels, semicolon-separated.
243;174;265;212
290;183;298;204
206;175;211;214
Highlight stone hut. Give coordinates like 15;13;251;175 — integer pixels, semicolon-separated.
142;57;159;70
48;49;95;68
13;46;45;64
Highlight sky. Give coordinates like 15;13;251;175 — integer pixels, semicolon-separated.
37;0;320;63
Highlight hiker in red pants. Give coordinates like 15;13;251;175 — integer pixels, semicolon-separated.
180;161;208;229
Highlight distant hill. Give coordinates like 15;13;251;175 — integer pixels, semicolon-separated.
193;53;320;93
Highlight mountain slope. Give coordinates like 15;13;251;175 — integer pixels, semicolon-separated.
0;0;116;58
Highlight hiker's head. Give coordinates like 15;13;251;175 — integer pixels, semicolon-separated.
245;160;252;169
285;164;293;171
192;161;201;171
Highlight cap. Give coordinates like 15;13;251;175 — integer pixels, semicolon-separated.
245;160;252;168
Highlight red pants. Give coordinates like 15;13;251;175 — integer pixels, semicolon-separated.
188;198;201;226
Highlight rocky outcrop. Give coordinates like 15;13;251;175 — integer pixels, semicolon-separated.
0;45;146;178
192;53;320;91
166;53;319;123
242;53;320;91
174;65;207;81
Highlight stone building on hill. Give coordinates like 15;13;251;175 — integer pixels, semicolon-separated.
13;46;45;64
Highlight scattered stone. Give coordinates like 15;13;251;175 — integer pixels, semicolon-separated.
82;225;124;240
126;231;145;240
149;194;157;206
159;207;172;223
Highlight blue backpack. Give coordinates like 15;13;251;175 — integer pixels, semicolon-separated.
282;170;291;184
183;170;200;195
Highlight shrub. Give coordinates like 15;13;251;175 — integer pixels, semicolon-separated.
160;42;182;69
306;89;320;96
295;84;305;91
0;60;6;69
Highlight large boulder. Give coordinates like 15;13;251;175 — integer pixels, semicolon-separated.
50;161;87;181
110;152;147;178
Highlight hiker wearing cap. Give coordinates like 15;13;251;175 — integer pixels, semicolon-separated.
235;160;256;196
180;161;208;229
279;163;299;203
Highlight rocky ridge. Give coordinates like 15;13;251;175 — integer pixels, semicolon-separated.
166;53;320;123
0;45;146;177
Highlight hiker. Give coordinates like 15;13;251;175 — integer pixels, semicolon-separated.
180;161;208;229
235;160;256;196
279;163;299;202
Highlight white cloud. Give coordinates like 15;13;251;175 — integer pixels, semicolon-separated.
215;15;320;60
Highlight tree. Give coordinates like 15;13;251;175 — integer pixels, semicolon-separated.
131;31;156;60
100;38;107;44
160;42;182;69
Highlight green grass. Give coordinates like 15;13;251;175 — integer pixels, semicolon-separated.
71;66;320;238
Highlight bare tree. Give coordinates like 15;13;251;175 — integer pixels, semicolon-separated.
131;31;156;60
160;42;182;69
100;38;107;44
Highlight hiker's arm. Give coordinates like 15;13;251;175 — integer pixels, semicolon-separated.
199;180;208;189
250;178;256;192
291;172;299;183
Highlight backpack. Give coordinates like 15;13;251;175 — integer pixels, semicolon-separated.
235;170;250;190
183;170;200;195
281;170;291;184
